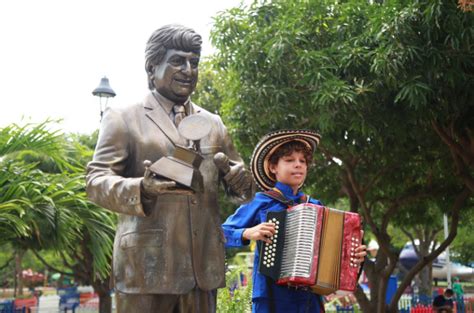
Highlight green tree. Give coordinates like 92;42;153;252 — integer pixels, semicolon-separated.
0;123;115;313
28;130;116;313
210;1;473;312
0;121;73;295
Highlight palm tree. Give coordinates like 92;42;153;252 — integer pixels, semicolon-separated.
0;120;71;295
0;122;115;313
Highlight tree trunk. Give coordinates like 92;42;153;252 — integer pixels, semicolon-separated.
418;263;432;297
13;258;17;298
92;279;112;313
359;258;389;313
98;291;112;313
14;250;25;296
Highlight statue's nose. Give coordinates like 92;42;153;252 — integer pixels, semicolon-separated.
181;61;192;75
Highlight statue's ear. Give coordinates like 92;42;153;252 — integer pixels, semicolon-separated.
147;65;154;76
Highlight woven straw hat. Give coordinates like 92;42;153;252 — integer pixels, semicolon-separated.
250;129;321;191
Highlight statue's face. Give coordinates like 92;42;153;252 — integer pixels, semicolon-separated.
152;49;199;103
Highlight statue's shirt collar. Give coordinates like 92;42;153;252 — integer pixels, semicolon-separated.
152;91;191;115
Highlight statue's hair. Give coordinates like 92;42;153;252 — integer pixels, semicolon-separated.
145;24;202;90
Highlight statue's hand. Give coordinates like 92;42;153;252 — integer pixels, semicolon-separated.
214;153;253;196
141;160;194;197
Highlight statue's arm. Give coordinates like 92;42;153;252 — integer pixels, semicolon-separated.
86;108;147;217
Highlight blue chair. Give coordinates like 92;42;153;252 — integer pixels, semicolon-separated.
336;305;354;312
0;300;14;313
57;286;78;296
59;293;80;311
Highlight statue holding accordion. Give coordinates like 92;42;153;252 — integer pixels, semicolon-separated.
222;130;367;313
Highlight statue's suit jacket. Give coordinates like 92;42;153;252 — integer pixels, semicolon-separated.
86;92;244;294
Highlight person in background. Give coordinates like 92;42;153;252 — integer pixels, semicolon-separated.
453;277;464;298
432;288;454;313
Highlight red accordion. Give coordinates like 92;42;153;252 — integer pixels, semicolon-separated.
258;203;361;295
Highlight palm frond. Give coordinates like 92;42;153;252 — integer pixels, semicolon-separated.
0;120;74;171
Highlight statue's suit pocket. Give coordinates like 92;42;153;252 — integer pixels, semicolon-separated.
119;229;165;287
120;229;164;249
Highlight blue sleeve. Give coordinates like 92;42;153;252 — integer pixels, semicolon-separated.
222;193;270;248
309;197;323;206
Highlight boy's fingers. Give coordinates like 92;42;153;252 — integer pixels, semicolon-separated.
261;225;276;232
257;233;271;243
260;230;274;238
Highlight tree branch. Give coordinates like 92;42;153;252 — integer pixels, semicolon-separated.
429;228;442;245
345;163;394;257
381;203;399;233
388;188;470;312
361;167;389;195
401;226;419;255
32;250;74;276
59;250;73;268
431;120;471;165
432;120;474;192
0;256;14;271
345;164;377;231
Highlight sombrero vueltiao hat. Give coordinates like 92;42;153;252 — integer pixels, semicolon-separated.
250;129;321;191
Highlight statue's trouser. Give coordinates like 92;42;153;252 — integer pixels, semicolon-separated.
116;288;217;313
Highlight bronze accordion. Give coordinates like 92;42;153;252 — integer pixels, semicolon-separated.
258;203;361;295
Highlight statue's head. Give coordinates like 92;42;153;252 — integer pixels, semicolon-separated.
145;25;202;103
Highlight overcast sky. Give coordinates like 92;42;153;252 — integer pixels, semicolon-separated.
0;0;247;134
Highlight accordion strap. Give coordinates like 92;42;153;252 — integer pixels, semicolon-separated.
263;188;308;207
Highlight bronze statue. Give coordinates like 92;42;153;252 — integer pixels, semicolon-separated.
86;24;253;313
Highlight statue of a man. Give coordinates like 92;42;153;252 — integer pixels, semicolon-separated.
86;24;253;313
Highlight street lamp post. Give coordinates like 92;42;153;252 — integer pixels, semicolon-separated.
92;76;116;120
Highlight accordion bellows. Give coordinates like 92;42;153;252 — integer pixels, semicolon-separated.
258;204;361;295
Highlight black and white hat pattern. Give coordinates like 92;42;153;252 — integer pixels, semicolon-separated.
250;129;321;191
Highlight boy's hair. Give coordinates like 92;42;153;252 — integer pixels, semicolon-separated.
268;141;313;166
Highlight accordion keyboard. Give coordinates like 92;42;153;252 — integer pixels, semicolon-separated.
280;205;317;279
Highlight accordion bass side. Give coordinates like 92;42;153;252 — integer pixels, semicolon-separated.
258;203;361;295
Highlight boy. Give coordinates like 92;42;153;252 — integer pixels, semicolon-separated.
222;130;367;313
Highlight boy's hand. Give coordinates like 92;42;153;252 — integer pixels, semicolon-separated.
242;222;276;244
353;230;367;265
353;245;367;264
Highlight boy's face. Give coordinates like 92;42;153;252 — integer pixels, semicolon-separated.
269;150;307;191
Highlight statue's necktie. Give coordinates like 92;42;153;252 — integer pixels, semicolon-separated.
173;104;186;127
